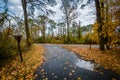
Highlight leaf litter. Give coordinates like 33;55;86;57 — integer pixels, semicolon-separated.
0;44;44;80
63;46;120;75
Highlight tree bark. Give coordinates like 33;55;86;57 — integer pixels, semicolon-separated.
43;24;46;43
21;0;31;46
105;0;110;50
41;16;46;43
66;15;70;43
95;0;105;50
78;20;81;39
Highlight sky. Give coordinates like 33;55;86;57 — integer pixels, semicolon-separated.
7;0;96;26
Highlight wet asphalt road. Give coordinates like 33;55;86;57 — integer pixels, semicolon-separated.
34;44;120;80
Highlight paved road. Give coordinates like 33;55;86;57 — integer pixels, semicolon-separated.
34;44;120;80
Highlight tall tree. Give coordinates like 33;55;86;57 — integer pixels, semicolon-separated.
39;15;48;43
77;20;81;39
71;21;77;37
95;0;105;50
21;0;31;46
21;0;56;45
48;19;56;37
57;22;66;41
107;0;120;47
80;0;105;50
104;0;110;49
60;0;79;43
28;18;39;39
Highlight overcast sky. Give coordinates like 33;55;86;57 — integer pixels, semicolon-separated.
7;0;96;26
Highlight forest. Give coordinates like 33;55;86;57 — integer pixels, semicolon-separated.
0;0;120;80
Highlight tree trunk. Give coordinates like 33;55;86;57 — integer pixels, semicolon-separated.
78;20;81;39
63;27;66;43
42;17;46;43
66;15;70;43
95;0;105;50
38;26;39;38
42;26;46;43
21;0;31;46
105;0;110;50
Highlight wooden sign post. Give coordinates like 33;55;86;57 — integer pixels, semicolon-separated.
13;35;23;62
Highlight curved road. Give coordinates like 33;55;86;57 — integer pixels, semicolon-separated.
34;44;120;80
